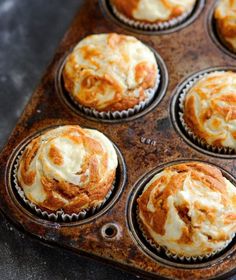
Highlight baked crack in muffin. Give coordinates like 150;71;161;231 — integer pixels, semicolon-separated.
17;125;118;215
137;162;236;258
63;33;159;116
214;0;236;53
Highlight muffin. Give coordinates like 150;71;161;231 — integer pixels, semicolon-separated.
110;0;197;29
214;0;236;53
137;162;236;258
182;71;236;150
63;33;159;117
17;125;118;215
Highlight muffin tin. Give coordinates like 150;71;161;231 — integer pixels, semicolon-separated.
0;0;235;279
207;0;236;60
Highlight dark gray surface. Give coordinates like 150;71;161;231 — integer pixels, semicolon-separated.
0;1;140;279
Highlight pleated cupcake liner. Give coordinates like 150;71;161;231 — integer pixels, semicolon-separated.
136;207;235;262
136;208;161;253
69;67;161;120
163;236;235;261
13;150;115;222
111;4;193;31
177;70;236;155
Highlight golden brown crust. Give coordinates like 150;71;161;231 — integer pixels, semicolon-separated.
111;0;139;19
138;162;228;238
20;138;39;186
110;0;196;23
48;145;63;166
63;33;158;112
39;172;115;213
17;126;118;214
183;71;236;149
137;162;236;257
214;0;236;53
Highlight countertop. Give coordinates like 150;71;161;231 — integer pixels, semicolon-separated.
0;1;140;279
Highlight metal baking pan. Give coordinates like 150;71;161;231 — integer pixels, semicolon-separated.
0;0;235;279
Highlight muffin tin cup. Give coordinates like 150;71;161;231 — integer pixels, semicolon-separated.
137;206;235;263
100;0;206;35
56;46;168;123
178;70;236;154
13;149;116;223
70;70;160;120
207;0;236;59
127;159;236;269
110;4;193;32
171;67;236;157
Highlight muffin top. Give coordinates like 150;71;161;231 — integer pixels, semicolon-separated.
138;162;236;257
17;125;118;214
63;33;158;112
110;0;196;23
214;0;236;53
183;71;236;150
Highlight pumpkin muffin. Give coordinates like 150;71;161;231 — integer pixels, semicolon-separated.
110;0;197;25
137;162;236;258
183;71;236;150
214;0;236;53
63;33;159;115
17;125;118;214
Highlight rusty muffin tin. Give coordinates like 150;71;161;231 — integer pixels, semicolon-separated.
0;0;236;279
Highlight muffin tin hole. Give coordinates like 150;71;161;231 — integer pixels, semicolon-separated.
101;223;119;239
55;47;168;123
207;1;236;59
99;0;205;35
6;127;127;225
170;66;236;159
127;160;236;269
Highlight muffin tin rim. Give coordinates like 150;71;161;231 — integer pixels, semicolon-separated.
170;66;236;159
207;0;236;60
55;44;169;123
5;125;127;227
126;158;236;270
99;0;206;35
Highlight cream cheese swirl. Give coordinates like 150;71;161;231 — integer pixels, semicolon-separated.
183;71;236;149
63;33;158;112
138;162;236;257
17;125;118;213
